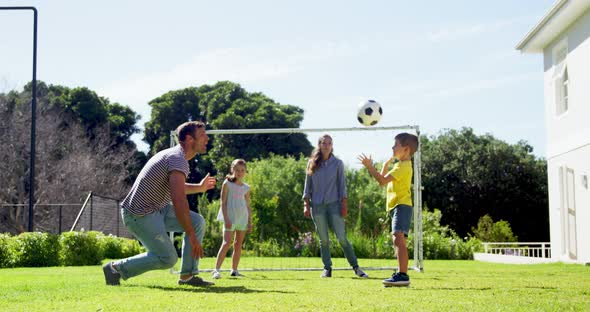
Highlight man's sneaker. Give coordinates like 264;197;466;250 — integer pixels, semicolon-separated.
178;276;215;287
211;270;221;279
102;262;121;286
230;270;244;277
383;272;410;287
353;266;369;278
321;268;332;278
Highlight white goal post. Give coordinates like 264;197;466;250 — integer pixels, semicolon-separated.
172;125;424;272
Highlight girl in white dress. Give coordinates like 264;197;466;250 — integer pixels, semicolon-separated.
212;159;251;278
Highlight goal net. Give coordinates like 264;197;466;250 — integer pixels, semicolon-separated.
171;125;423;273
70;192;133;238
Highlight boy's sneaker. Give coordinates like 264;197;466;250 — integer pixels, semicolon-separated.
321;268;332;278
353;266;369;278
383;272;410;287
230;270;244;277
211;270;221;279
178;276;215;287
102;262;121;286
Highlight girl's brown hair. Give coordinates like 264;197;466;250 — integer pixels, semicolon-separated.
226;158;247;182
307;134;333;175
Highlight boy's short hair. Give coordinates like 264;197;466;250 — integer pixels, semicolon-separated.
176;121;206;142
395;132;419;156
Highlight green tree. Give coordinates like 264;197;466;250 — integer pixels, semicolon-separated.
144;81;312;169
420;128;548;241
472;214;518;242
24;81;141;145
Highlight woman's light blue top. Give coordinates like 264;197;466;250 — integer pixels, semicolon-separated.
302;155;347;206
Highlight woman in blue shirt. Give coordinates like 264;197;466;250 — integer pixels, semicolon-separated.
303;134;368;278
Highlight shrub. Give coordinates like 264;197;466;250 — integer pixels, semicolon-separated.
202;225;224;258
59;231;103;266
121;238;144;258
0;233;15;268
456;236;483;260
327;234;344;258
422;232;453;260
375;231;394;259
472;214;518;242
255;239;286;257
12;232;60;267
99;234;125;259
403;209;484;260
293;232;318;257
348;231;374;259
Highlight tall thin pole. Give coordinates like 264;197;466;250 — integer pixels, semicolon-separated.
30;8;38;232
0;7;38;231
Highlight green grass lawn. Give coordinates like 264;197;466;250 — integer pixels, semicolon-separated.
0;258;588;311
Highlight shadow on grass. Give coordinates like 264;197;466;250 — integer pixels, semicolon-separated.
125;284;293;294
410;287;493;291
243;277;307;281
245;275;380;281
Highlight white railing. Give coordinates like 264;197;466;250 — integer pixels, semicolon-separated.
482;242;551;258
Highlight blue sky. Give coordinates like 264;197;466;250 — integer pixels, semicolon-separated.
1;0;555;168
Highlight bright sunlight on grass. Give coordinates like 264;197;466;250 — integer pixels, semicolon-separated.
1;259;588;311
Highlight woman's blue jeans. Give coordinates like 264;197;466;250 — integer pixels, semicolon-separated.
116;204;205;279
311;201;358;270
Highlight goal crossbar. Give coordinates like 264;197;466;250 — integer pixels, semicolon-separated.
205;125;419;135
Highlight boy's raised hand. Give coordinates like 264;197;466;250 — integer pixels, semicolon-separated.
357;153;373;168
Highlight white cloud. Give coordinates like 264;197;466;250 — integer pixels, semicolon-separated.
96;40;361;126
99;40;357;105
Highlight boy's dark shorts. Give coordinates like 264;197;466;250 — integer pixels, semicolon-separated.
389;204;413;237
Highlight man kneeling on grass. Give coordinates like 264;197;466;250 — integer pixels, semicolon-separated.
103;121;217;287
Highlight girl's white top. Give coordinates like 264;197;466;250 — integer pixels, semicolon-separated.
217;180;250;226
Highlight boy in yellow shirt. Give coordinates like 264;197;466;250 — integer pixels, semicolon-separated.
358;133;418;287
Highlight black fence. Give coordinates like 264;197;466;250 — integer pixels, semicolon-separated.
0;193;132;238
71;193;132;238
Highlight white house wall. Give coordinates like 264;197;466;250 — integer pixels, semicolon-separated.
542;9;590;264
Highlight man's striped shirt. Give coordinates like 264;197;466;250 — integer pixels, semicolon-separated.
122;145;189;215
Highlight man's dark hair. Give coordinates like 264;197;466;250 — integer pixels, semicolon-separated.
176;121;205;142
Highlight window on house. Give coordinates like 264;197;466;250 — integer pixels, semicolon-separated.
554;65;569;115
562;68;569;111
553;42;568;116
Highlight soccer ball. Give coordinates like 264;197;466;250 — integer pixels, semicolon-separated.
357;100;382;126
